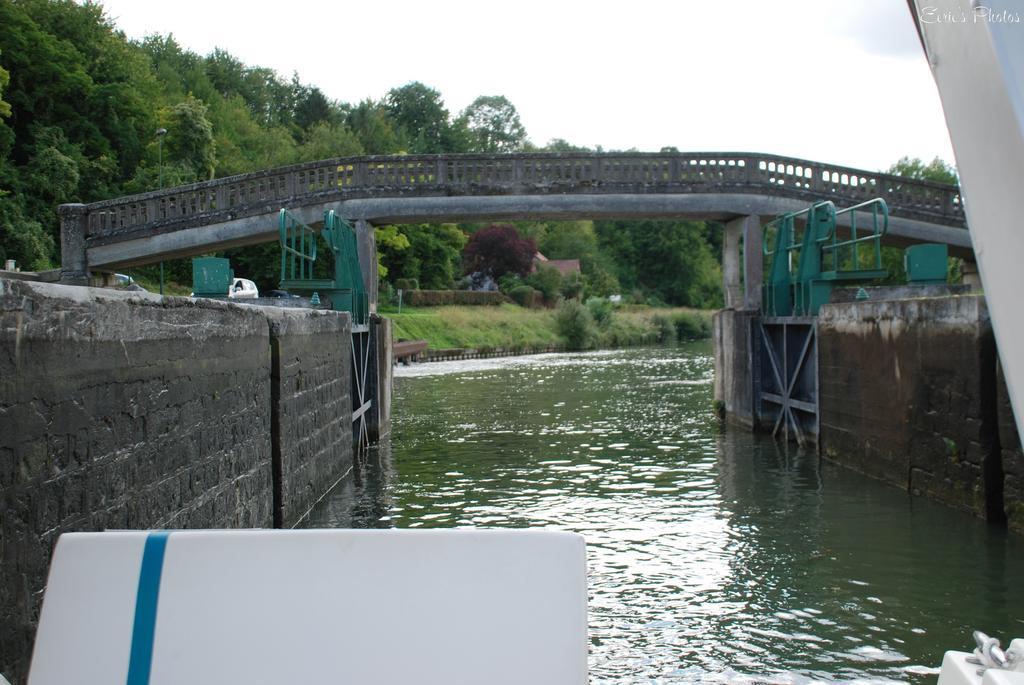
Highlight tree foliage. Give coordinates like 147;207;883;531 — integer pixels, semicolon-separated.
384;81;469;154
463;224;537;282
887;156;958;184
0;0;731;309
379;224;466;289
556;299;597;350
880;156;961;284
347;99;403;154
294;86;334;134
0;58;11;119
459;95;527;152
543;138;591;153
296;122;363;162
525;264;563;303
164;96;216;181
595;219;723;307
0;0;160;267
374;225;410;279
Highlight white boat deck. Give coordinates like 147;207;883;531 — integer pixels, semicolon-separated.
27;529;588;685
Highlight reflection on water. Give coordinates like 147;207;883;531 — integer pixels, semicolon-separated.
307;344;1024;683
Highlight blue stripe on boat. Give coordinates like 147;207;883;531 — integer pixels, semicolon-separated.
126;531;170;685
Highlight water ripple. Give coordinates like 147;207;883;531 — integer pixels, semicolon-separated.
308;344;1024;684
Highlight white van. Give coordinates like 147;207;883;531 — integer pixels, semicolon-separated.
228;278;259;299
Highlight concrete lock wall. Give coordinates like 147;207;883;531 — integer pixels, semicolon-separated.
368;315;393;443
713;294;1022;534
0;279;363;683
817;295;1016;529
713;308;757;429
997;360;1024;533
266;307;353;528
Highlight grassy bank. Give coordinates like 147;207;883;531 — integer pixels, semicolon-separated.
382;303;712;351
384;304;560;349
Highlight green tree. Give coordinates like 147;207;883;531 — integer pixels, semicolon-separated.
881;156;960;283
538;220;598;262
595;219;722;307
205;48;248;99
384;81;469;153
24;128;80;208
385;81;447;152
526;264;564;303
0;59;10;119
294;85;336;134
381;224;466;289
243;67;298;129
556;299;597;350
561;270;584;300
374;224;410;280
0;0;163;264
164;96;216;181
583;262;620;298
296;122;363;162
211;98;296;176
544;138;591;152
887;156;958;184
347;99;403;154
459;95;527;152
0;200;54;271
526;220;620;297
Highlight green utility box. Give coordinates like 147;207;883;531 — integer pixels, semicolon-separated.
192;257;233;298
905;244;948;284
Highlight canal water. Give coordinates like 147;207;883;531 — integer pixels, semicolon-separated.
307;344;1024;684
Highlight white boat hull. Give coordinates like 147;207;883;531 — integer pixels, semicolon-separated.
913;0;1024;436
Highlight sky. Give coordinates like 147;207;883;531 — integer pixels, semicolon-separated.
92;0;956;173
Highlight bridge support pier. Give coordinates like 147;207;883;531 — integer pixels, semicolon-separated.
366;315;393;442
354;219;378;314
58;203;89;285
722;215;763;309
962;259;982;288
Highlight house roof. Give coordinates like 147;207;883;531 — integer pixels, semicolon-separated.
547;259;581;276
532;252;580;276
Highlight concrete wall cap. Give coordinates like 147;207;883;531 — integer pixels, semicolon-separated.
817;294;989;329
257;305;352;336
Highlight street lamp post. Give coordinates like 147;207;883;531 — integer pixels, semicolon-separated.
155;128;168;294
155;127;167;189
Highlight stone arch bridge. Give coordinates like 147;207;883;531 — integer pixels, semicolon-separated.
59;152;967;309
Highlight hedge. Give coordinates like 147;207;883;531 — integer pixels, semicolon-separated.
394;278;420;291
404;290;508;306
508;285;542;308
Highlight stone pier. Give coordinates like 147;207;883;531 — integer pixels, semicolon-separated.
721;214;762;310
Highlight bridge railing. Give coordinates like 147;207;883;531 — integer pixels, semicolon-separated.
81;152;964;241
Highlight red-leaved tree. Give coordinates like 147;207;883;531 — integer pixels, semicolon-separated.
462;224;536;281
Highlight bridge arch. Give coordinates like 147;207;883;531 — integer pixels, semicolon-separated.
59;152;968;308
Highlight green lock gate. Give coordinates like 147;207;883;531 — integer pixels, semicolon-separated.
278;207;374;451
762;198;889;317
756;198;889;446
